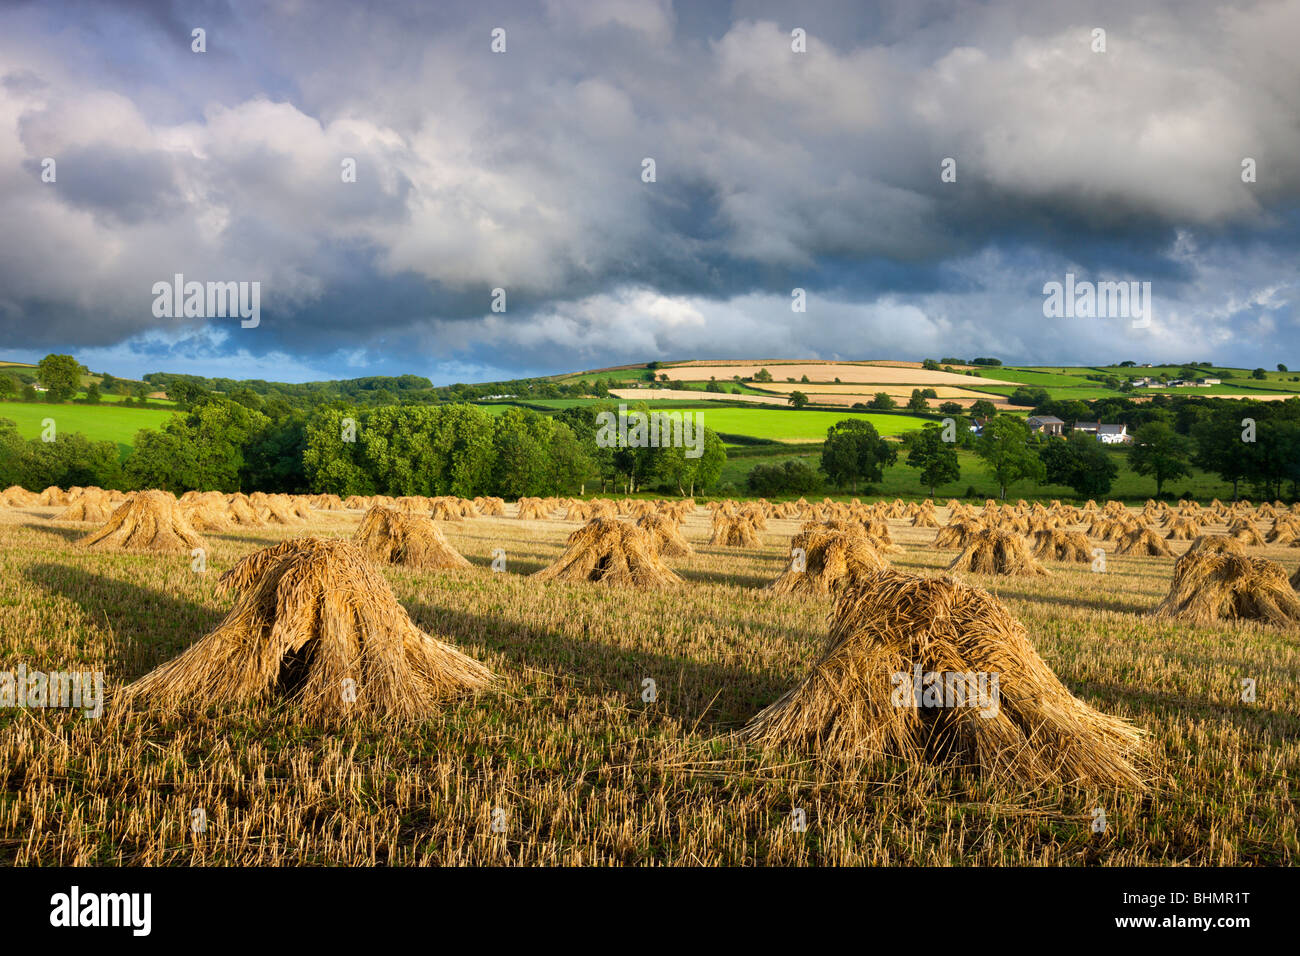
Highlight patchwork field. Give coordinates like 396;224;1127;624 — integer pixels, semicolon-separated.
1;499;1296;865
661;361;1015;387
608;387;787;406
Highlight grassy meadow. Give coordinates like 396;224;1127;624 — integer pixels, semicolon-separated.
0;501;1295;865
0;401;177;455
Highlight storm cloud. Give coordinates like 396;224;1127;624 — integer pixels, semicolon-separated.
1;0;1297;381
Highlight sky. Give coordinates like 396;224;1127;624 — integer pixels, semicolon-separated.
0;0;1298;385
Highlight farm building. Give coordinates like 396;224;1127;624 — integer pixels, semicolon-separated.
1027;415;1065;437
1073;421;1131;444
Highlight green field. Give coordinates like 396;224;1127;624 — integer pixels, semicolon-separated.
973;384;1125;401
685;407;928;442
481;400;931;441
972;368;1117;389
0;402;176;455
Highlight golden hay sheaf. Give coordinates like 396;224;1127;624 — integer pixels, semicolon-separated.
1;484;40;507
934;519;981;549
742;568;1146;789
565;500;594;522
225;495;267;527
1029;528;1093;564
118;538;493;721
181;493;231;530
634;513;694;558
428;497;464;521
77;490;206;554
709;513;761;548
947;528;1048;577
1115;526;1174;557
1226;518;1265;547
353;505;471;570
1165;516;1202;540
910;508;940;529
767;528;888;596
516;498;550;520
1153;550;1300;628
533;518;683;588
53;496;115;524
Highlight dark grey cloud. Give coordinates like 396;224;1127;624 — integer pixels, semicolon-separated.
0;0;1297;381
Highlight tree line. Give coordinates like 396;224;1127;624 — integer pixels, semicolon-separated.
0;398;728;499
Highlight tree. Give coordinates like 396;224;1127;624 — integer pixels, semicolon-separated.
907;389;929;413
753;367;774;383
491;407;555;498
36;354;81;402
655;428;726;496
1039;431;1118;497
1191;408;1249;499
1279;364;1290;373
302;404;497;497
976;416;1045;499
1127;421;1192;496
19;431;123;490
746;459;820;496
126;397;266;492
820;419;897;493
905;424;960;496
868;392;897;410
969;398;997;421
938;401;963;415
554;406;611;494
922;359;941;371
84;382;101;404
1252;368;1267;380
1239;417;1300;501
0;418;27;487
241;413;309;493
0;376;15;400
547;421;599;495
1008;386;1049;407
788;390;809;409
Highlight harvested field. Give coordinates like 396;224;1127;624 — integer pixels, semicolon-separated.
0;497;1296;865
661;362;1017;387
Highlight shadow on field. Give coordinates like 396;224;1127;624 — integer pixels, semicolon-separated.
1074;678;1300;735
21;522;85;544
207;532;291;549
22;563;226;681
676;568;774;589
407;602;797;731
1013;591;1153;617
462;553;549;575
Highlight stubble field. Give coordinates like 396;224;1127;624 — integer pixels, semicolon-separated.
0;503;1296;865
